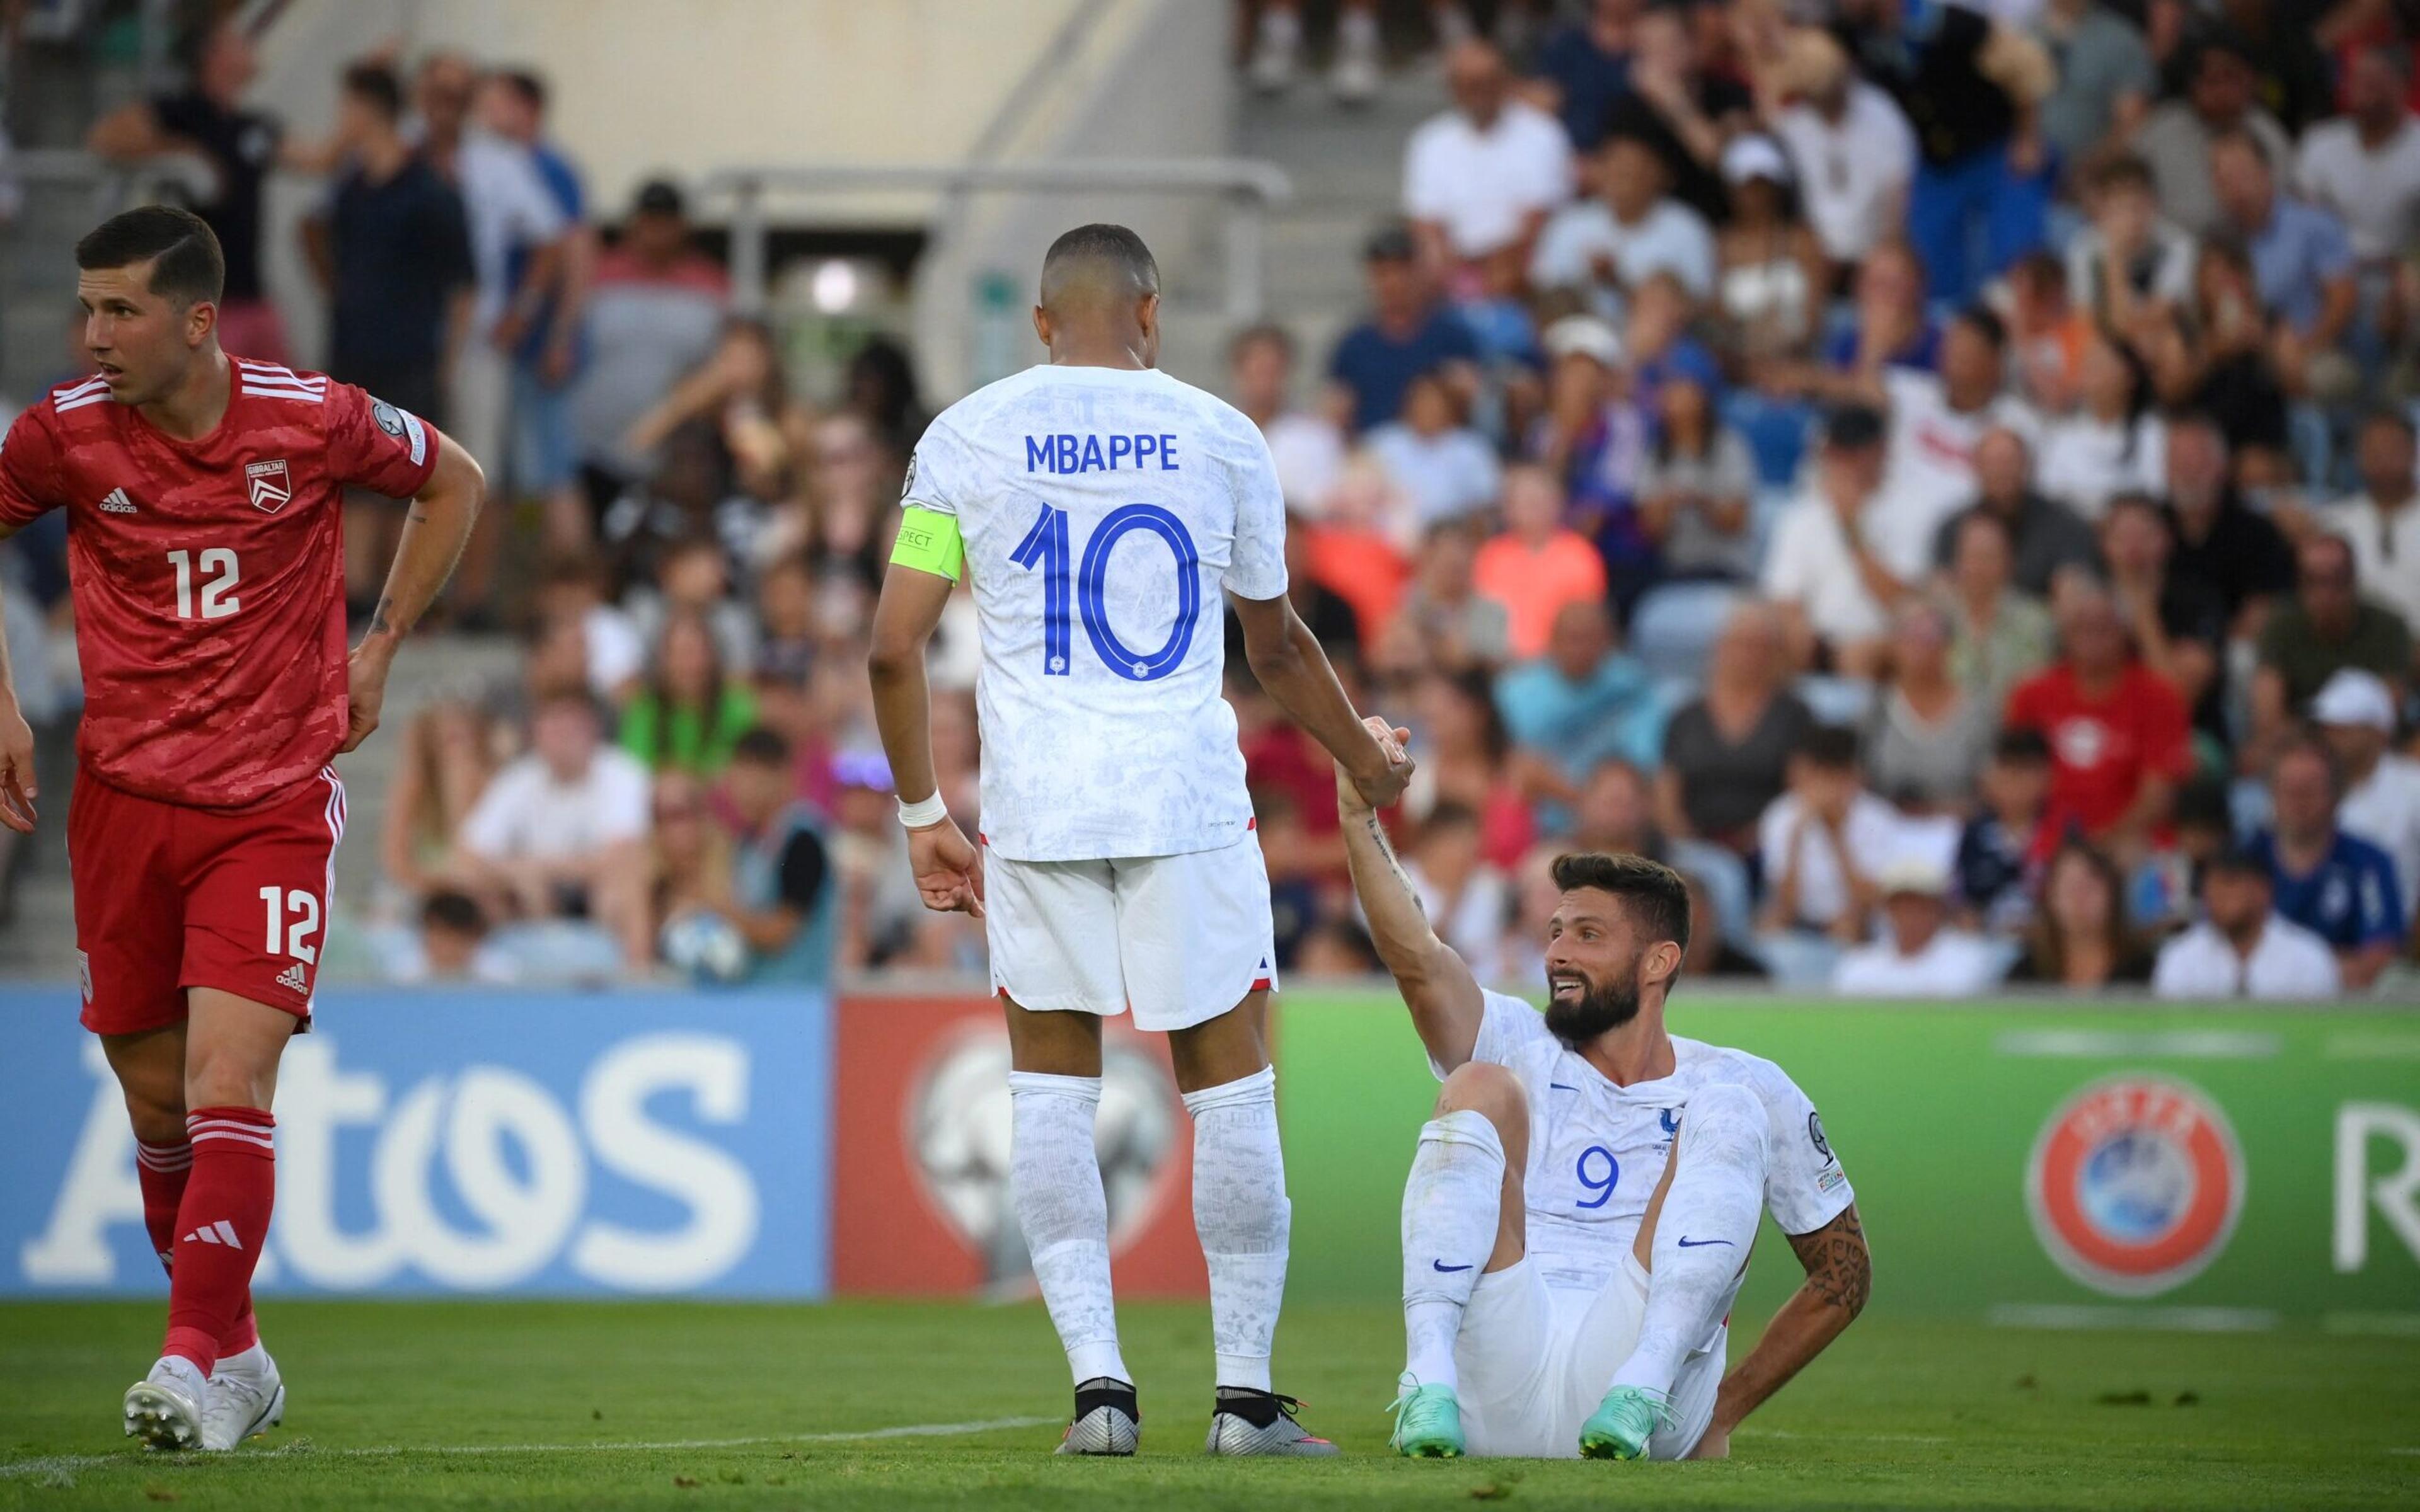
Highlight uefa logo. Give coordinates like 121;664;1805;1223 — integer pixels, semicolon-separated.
2025;1074;2246;1298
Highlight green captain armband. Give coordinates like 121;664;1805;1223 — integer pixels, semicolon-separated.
890;505;965;581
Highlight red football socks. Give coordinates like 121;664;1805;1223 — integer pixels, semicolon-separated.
161;1107;276;1373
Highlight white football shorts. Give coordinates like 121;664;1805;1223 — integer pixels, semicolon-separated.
1453;1252;1725;1459
984;832;1279;1033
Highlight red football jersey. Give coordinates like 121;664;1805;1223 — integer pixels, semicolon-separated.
0;358;442;809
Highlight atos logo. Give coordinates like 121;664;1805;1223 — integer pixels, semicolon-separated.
2026;1074;2246;1297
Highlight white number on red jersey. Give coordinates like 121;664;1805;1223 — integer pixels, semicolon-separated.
168;548;240;620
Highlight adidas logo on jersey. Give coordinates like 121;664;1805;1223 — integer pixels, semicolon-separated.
275;962;308;995
97;488;137;515
182;1220;243;1250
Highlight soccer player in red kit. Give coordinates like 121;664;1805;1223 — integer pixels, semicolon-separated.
0;206;485;1450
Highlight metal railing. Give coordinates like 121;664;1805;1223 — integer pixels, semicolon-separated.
694;158;1294;323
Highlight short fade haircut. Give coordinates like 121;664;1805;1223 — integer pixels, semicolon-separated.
1552;852;1692;954
342;60;405;122
1039;223;1158;301
75;205;224;307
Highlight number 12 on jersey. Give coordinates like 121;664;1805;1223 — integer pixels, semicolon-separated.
168;548;239;620
1010;502;1201;682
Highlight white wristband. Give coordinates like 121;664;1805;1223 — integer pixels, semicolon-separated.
896;791;950;829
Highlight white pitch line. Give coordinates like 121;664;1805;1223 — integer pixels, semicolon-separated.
0;1415;1057;1480
1736;1429;1951;1445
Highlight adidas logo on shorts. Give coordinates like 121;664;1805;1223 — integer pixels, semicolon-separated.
275;962;308;995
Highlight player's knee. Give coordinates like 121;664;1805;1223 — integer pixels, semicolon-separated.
118;1081;185;1145
1435;1060;1526;1133
183;1044;275;1113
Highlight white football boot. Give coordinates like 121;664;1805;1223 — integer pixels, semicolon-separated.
201;1343;285;1451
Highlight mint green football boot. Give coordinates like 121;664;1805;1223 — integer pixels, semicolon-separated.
1388;1374;1465;1458
1577;1384;1671;1460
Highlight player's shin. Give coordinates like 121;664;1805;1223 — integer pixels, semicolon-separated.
135;1137;192;1278
1007;1072;1130;1387
1400;1109;1506;1392
1610;1082;1768;1399
161;1108;277;1374
1181;1067;1289;1394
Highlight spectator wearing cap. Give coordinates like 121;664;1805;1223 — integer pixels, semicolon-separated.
715;726;836;984
1830;851;2005;997
2004;581;2192;858
1761;403;1900;676
2153;846;2342;1000
2315;668;2420;924
2325;411;2420;633
1835;0;2055;304
2210;129;2358;365
1526;314;1651;588
1473;464;1606;662
1494;598;1665;783
455;687;655;970
1530;132;1715;325
1229;324;1345;518
1364;368;1502;530
2251;534;2414;751
1766;28;1917;277
2033;0;2156;178
2134;34;2292;239
1927;428;2097;598
2293;42;2420;270
572;179;730;522
1524;0;1642;154
1403;40;1574;273
1328;224;1482;437
1715;134;1826;364
2249;738;2405;990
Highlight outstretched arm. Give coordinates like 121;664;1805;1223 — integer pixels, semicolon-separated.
867;561;982;917
1336;721;1484;1070
0;525;34;833
1233;592;1410;809
343;432;485;752
1691;1203;1870;1459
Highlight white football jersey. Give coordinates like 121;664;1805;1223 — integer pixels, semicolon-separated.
1458;991;1853;1295
904;364;1288;861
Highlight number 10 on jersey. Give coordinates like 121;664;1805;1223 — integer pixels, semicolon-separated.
1010;502;1200;682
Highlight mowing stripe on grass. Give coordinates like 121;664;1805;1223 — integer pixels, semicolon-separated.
1986;1303;2278;1332
0;1415;1059;1480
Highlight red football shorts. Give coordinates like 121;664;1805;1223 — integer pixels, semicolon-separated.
70;767;347;1036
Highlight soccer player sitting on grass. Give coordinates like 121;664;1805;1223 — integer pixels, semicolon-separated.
1335;721;1870;1460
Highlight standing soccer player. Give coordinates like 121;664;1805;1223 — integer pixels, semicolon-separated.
869;224;1410;1456
0;207;483;1450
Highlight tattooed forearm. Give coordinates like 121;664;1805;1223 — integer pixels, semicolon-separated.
1786;1204;1871;1315
367;595;396;638
1366;812;1430;922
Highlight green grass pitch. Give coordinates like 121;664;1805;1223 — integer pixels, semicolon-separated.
2;1300;2414;1509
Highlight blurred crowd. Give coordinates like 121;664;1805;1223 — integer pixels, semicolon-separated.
2;0;2417;999
1226;0;2420;1000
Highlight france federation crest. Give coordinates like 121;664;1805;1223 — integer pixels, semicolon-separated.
2025;1074;2245;1298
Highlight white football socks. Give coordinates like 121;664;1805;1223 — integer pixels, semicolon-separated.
1182;1066;1289;1394
1400;1108;1506;1392
1610;1081;1768;1397
1008;1071;1131;1387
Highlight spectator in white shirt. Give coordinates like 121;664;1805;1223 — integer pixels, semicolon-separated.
1228;323;1345;518
2036;324;2165;521
1530;132;1716;323
1762;403;1901;677
2153;847;2342;1000
1831;856;2005;997
1404;39;1574;270
2325;410;2420;632
1365;369;1503;528
456;690;654;968
2314;669;2420;925
1758;723;1903;941
2295;43;2420;265
1871;307;2041;580
1768;28;1917;275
